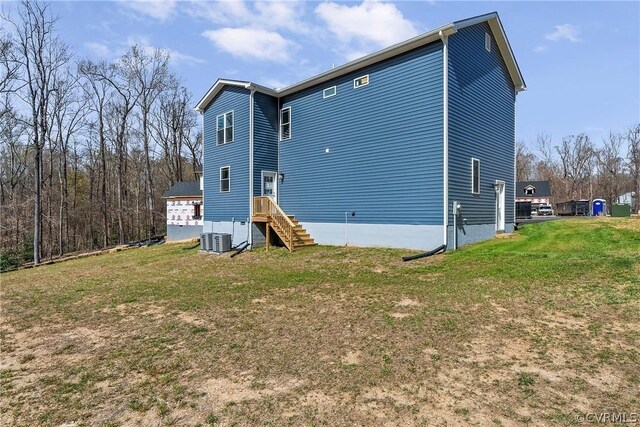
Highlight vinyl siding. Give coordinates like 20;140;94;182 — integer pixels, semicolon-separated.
202;86;250;221
448;22;516;226
279;42;444;225
253;92;279;196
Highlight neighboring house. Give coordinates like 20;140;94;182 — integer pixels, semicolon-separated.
516;180;552;209
162;181;203;242
618;192;636;210
195;12;526;251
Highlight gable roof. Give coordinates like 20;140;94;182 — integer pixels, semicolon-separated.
195;12;526;113
516;181;551;197
162;181;202;198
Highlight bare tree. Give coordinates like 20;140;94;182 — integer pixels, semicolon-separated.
516;140;536;181
628;124;640;213
185;130;203;179
78;59;113;248
0;30;20;99
594;132;625;208
50;69;86;255
7;1;70;264
556;134;594;200
124;46;169;237
0;101;29;250
151;76;197;184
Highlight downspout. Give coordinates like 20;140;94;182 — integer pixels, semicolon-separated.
513;87;517;228
248;84;256;247
403;29;454;262
277;96;280;205
439;30;450;250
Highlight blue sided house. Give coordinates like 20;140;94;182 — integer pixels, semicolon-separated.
195;12;526;252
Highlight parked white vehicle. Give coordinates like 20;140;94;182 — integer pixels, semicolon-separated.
538;204;554;216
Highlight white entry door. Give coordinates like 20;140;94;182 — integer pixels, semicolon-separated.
495;180;505;232
262;171;277;200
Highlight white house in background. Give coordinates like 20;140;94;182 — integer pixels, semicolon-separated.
618;192;636;210
162;181;203;241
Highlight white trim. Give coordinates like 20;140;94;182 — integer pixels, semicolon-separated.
323;86;337;98
495;180;506;231
353;74;369;89
280;106;291;141
195;80;275;113
261;170;278;199
485;32;491;52
471;157;480;194
216;110;234;145
220;166;231;193
440;30;450;248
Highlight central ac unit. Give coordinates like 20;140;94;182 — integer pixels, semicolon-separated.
200;233;213;251
212;233;232;253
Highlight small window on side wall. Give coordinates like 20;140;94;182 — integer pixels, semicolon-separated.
220;166;230;192
471;158;480;194
323;86;336;98
485;33;491;52
280;107;291;140
354;75;369;88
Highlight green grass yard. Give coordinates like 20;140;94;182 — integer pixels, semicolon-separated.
1;218;639;426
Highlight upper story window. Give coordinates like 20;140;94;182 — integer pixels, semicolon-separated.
471;158;480;194
280;107;291;140
220;166;230;192
485;33;491;52
323;86;336;99
354;75;369;89
524;185;535;196
216;111;234;145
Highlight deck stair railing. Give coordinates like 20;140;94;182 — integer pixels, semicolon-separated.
253;196;296;251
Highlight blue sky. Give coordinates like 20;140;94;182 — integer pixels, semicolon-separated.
3;1;639;147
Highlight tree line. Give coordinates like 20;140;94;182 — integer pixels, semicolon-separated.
1;2;201;269
516;125;640;211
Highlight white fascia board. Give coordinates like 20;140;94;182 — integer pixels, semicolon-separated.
194;79;277;113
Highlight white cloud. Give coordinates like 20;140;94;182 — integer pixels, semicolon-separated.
261;78;293;90
84;36;205;66
202;28;294;62
533;45;547;53
545;24;581;43
188;0;309;33
85;41;111;58
126;35;206;65
166;49;207;65
315;0;419;58
122;0;177;21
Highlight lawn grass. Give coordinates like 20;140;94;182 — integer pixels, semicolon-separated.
1;217;639;426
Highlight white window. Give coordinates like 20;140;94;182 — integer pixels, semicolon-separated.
354;75;369;89
471;158;480;194
323;86;336;99
280;107;291;140
220;166;230;192
485;33;491;52
216;111;234;144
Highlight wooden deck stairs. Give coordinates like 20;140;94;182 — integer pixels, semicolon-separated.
253;196;316;252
